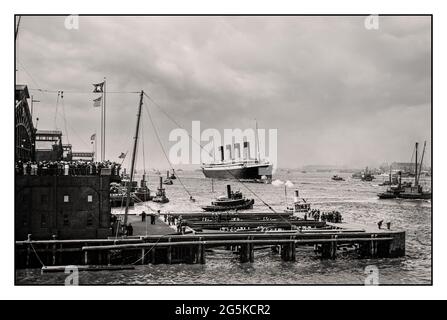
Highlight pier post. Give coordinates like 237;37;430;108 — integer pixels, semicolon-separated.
330;235;337;259
197;237;205;264
150;248;156;264
240;244;250;263
141;248;146;265
289;237;296;262
167;239;172;264
321;243;332;259
249;239;254;263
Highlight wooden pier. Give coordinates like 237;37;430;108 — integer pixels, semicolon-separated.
15;212;406;268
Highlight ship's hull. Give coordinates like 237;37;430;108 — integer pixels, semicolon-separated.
202;163;272;181
397;192;431;200
202;199;254;212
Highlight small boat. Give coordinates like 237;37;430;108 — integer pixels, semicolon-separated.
331;175;344;181
202;185;254;212
110;183;135;207
169;169;177;179
163;170;174;185
284;190;311;214
153;176;169;203
361;167;375;181
397;142;431;200
133;174;152;202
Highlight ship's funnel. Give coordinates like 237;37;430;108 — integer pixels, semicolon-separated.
219;146;224;162
159;176;163;189
225;144;232;161
226;185;232;199
167;170;170;178
294;190;299;203
234;143;241;161
141;174;146;188
243;141;251;160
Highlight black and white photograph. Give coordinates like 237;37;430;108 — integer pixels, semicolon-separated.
12;14;433;287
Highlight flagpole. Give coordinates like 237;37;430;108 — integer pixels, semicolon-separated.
100;89;103;162
94;130;97;162
103;77;106;161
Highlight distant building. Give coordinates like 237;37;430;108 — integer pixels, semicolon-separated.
391;162;415;174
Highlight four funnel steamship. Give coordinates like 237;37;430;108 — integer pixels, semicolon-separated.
201;141;273;182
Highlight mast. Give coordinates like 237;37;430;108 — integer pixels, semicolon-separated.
124;90;144;227
255;119;260;162
102;77;106;161
414;142;419;187
389;165;392;184
417;141;427;186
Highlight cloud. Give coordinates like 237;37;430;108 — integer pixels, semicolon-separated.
16;15;431;168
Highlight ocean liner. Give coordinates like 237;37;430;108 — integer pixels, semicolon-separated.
201;141;273;182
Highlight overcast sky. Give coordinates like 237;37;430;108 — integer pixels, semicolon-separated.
16;15;431;169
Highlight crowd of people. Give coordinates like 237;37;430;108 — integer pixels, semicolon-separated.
15;160;122;176
306;209;343;223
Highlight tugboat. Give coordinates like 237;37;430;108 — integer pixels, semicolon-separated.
379;167;398;186
397;141;431;200
110;182;135;207
163;170;173;185
202;185;254;212
133;174;152;202
331;175;345;181
153;176;169;203
377;171;411;199
361;167;375;181
284;190;311;214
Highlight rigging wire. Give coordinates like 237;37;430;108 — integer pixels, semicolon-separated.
142;91;281;216
143;97;194;199
53;91;60;130
29;88;139;94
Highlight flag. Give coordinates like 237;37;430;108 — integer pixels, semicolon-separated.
93;96;102;107
90;133;96;141
118;152;126;159
93;82;104;93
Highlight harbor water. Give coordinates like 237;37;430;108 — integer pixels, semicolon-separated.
16;170;432;285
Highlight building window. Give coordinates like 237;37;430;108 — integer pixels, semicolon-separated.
41;214;47;228
87;214;93;226
41;194;48;204
64;195;69;203
63;214;69;226
87;195;93;203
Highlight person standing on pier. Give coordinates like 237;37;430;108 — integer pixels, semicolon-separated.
141;211;146;222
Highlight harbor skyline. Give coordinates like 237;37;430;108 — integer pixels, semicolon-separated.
16;15;431;169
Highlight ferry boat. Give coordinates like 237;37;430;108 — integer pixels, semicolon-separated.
202;185;254;212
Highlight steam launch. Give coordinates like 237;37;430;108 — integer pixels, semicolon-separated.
201;141;273;182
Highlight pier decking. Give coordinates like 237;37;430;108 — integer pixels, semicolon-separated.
15;211;406;269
